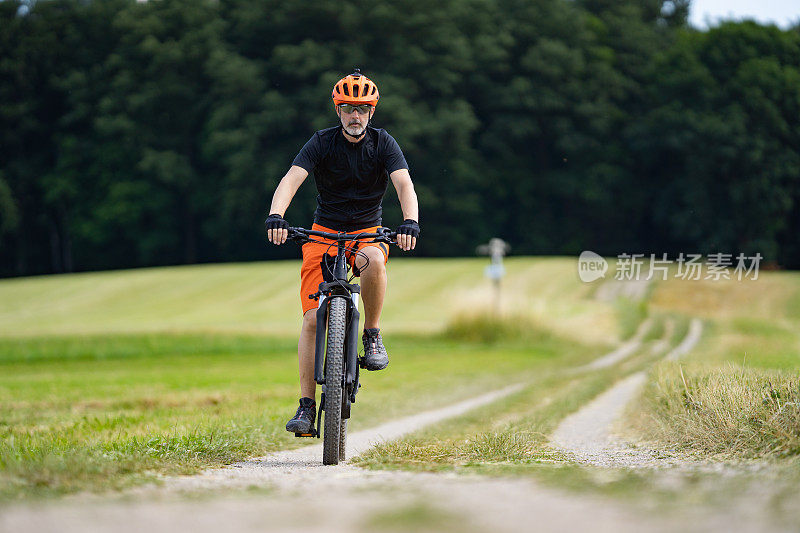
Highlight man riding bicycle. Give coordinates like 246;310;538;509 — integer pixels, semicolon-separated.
265;69;420;435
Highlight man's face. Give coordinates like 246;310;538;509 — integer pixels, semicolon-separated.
337;103;373;138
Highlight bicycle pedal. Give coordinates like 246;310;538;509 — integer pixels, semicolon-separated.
294;432;315;438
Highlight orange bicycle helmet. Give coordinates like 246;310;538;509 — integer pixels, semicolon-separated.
332;69;379;107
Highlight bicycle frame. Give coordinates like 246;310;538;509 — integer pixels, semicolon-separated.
312;243;361;405
289;227;394;416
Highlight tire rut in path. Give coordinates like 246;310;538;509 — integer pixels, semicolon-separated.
551;318;704;467
164;383;526;492
576;317;653;371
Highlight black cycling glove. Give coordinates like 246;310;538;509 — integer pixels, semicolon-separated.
396;219;420;239
265;213;288;232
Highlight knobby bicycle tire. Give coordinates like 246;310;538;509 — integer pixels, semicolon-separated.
322;297;347;465
339;418;347;463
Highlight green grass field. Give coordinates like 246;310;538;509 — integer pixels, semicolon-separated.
0;257;614;499
3;258;799;501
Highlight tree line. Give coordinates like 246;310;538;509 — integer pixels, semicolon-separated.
1;0;798;276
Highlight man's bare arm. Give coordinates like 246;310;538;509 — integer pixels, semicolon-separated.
267;165;309;245
390;168;419;251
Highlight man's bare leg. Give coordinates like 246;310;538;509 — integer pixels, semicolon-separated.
355;246;389;369
355;246;387;329
285;309;318;433
298;310;317;401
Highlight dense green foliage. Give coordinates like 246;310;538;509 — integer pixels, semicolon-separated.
1;0;798;275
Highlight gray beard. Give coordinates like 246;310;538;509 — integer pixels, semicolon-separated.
344;123;365;137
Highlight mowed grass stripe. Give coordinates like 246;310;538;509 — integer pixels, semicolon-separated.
0;263;300;336
0;258;618;342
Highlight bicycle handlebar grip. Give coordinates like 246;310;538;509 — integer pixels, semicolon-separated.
287;227;308;242
375;227;397;241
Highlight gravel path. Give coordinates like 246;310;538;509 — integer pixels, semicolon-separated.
162;384;525;493
3;348;774;533
577;317;652;371
4;297;770;533
551;318;704;468
1;382;699;533
664;318;704;362
3;469;727;533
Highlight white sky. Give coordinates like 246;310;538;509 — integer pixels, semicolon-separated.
689;0;800;29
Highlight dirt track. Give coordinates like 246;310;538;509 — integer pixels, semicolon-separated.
3;383;691;533
3;317;785;532
1;282;789;532
552;318;704;468
3;469;742;533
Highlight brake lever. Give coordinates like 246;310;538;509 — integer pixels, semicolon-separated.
375;227;397;244
287;228;310;244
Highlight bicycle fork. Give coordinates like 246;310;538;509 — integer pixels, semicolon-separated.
343;291;360;419
312;291;361;421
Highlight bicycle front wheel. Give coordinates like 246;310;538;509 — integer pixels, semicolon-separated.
322;297;346;465
339;418;347;463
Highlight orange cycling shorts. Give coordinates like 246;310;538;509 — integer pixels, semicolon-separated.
299;223;389;315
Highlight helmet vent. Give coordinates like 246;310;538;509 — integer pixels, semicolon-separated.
343;84;350;96
370;86;376;95
362;84;369;97
353;84;360;96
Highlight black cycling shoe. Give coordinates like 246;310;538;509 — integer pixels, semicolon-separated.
362;328;389;371
285;397;316;434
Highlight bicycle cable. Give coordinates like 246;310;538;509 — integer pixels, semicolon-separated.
351;250;370;283
323;240;354;293
292;230;383;289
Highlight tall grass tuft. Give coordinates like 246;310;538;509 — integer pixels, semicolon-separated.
634;363;800;458
458;430;540;462
442;312;553;344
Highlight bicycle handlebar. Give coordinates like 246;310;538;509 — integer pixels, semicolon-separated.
287;226;397;244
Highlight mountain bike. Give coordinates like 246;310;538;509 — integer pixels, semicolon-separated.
287;226;396;465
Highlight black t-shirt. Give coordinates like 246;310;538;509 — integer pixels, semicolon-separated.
292;126;409;231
